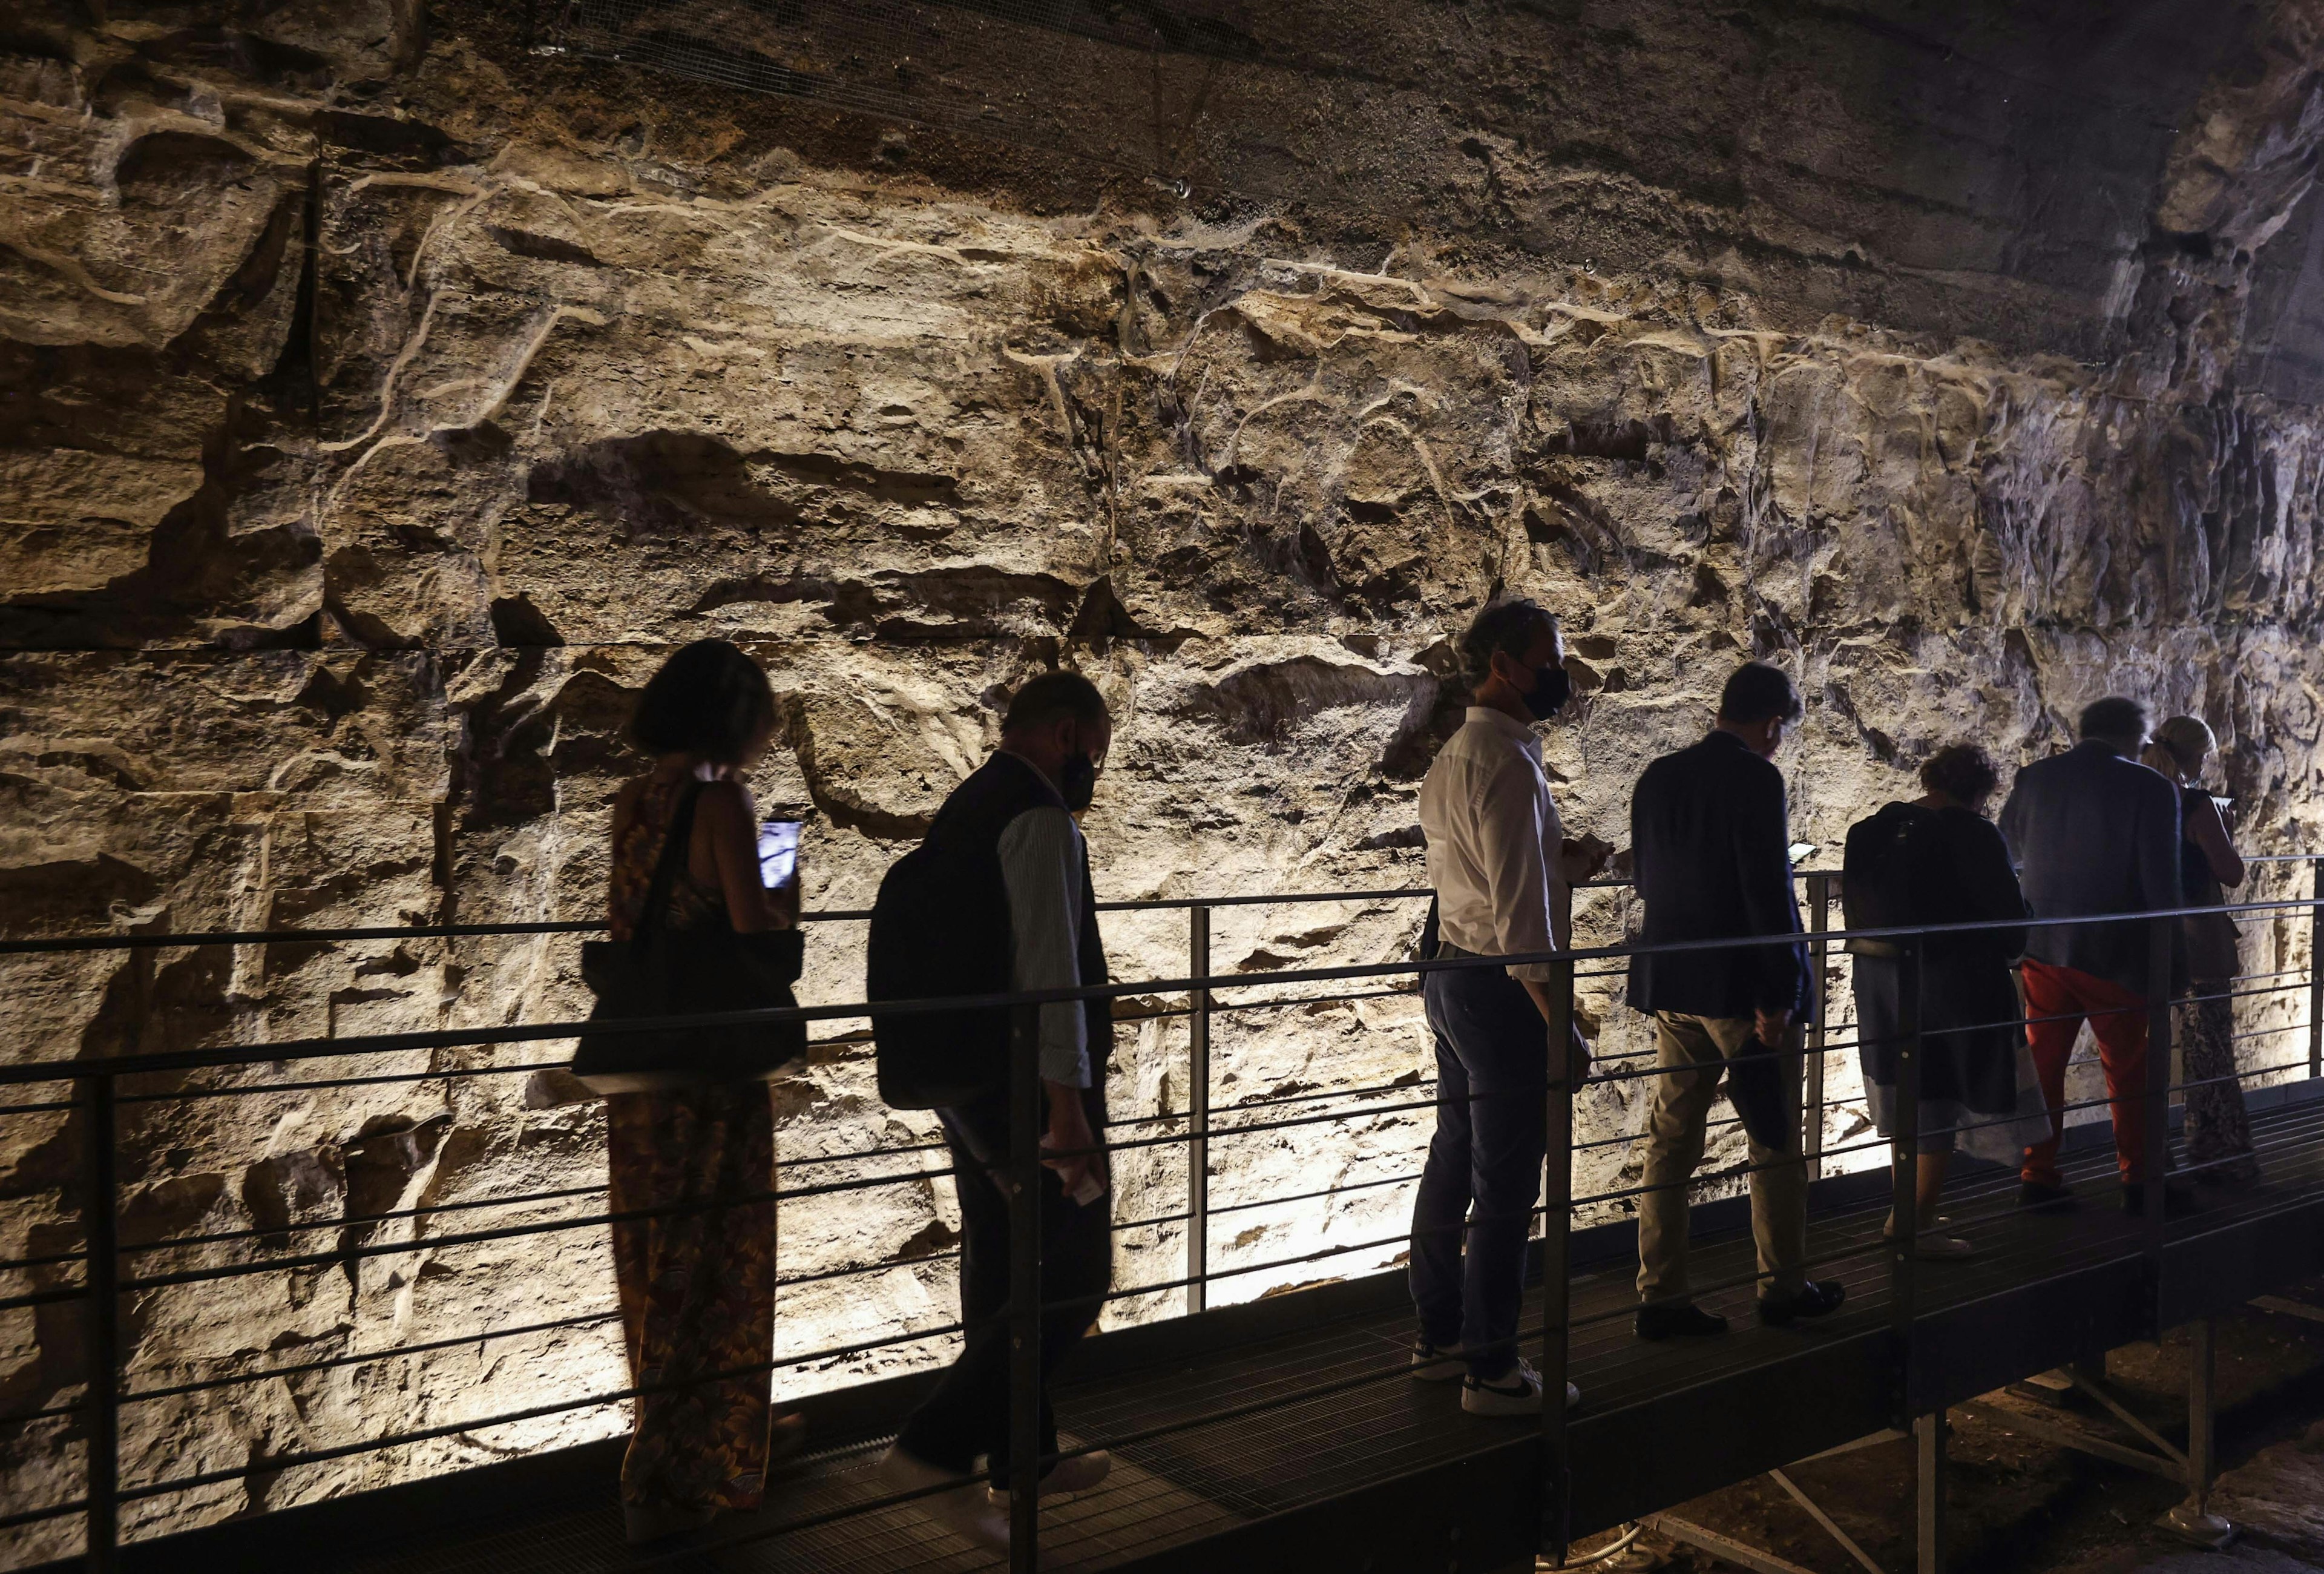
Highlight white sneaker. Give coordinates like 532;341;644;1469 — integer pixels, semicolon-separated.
1410;1338;1468;1381
1460;1359;1581;1417
986;1449;1112;1504
878;1443;1009;1549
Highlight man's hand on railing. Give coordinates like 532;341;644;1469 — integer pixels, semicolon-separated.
1754;1006;1794;1049
1042;1081;1107;1201
1560;834;1617;884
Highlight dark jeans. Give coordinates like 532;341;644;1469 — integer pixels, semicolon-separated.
894;1085;1113;1486
1409;961;1548;1381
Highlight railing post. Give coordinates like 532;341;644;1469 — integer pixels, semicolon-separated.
2309;857;2322;1081
1186;904;1211;1317
2187;1316;2216;1507
80;1072;118;1574
1540;954;1575;1565
2145;915;2174;1256
1890;938;1922;1429
1805;873;1830;1178
1006;1002;1042;1574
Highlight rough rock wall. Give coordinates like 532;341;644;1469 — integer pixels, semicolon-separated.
5;0;2324;1555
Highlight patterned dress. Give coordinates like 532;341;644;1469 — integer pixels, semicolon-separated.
2174;795;2258;1182
606;772;778;1513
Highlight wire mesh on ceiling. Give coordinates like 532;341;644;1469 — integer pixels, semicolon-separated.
539;0;1273;194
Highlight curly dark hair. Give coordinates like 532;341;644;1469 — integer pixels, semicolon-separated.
1458;598;1557;689
630;639;776;764
1920;743;2000;806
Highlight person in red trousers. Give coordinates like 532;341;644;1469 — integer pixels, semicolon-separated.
1996;697;2187;1214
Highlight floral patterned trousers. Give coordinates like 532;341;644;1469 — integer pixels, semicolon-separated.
2178;989;2259;1182
608;1084;776;1512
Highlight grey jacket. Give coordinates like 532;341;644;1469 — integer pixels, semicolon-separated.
1996;740;2183;994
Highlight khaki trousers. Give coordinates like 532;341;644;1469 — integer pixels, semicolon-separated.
1635;1012;1808;1304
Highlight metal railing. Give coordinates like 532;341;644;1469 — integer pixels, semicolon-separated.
3;857;2322;1571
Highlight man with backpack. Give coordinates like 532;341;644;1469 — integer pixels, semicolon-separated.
1627;662;1845;1339
870;671;1116;1549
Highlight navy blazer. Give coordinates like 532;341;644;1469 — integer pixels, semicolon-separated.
1626;730;1808;1019
1996;740;2182;995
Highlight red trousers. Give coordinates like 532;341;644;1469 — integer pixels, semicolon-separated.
2020;959;2152;1186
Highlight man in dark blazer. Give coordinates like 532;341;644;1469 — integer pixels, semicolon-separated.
1998;696;2184;1211
1627;662;1845;1339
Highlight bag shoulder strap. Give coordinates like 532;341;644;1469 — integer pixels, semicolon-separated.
632;779;708;952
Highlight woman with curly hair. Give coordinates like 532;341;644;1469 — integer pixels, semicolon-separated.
1845;744;2049;1256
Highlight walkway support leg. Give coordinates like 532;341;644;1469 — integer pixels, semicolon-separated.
1915;1411;1945;1574
2161;1317;2235;1548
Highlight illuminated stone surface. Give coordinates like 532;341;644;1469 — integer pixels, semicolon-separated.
4;0;2324;1555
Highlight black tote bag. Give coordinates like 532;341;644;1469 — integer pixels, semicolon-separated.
573;782;808;1094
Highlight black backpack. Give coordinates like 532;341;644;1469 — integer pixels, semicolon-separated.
1840;801;1952;955
866;838;1014;1108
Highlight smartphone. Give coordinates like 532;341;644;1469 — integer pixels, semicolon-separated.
757;818;803;891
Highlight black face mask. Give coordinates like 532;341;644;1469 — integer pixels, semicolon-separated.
1515;659;1573;723
1058;751;1098;812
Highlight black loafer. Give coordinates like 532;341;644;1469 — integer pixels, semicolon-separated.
1635;1302;1730;1340
2017;1180;2078;1210
1759;1279;1846;1327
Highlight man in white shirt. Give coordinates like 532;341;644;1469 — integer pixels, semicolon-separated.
1408;598;1606;1416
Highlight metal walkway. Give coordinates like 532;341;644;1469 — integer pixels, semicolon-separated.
11;868;2324;1573
85;1088;2324;1574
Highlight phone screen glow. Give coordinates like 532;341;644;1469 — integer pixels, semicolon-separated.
757;820;802;889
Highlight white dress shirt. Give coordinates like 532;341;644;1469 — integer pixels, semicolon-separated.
1419;706;1568;981
995;757;1092;1088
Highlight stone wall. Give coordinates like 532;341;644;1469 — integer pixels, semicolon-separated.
5;0;2324;1556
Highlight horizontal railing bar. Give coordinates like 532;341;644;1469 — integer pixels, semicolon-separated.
128;1234;990;1403
123;1308;626;1403
94;1019;2324;1275
11;894;2316;1087
13;857;2317;957
108;1076;2324;1506
0;1498;87;1533
117;1316;975;1504
0;1284;87;1313
146;1062;2293;1434
1114;1164;1425;1234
